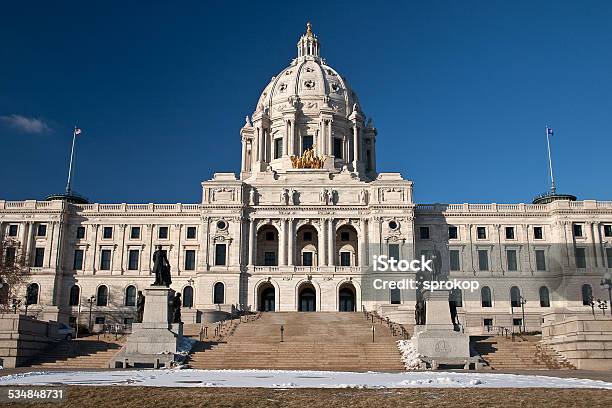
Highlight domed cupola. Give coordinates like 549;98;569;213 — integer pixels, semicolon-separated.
240;23;378;181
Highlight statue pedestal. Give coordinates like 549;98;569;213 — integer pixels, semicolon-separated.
111;286;183;368
411;289;473;369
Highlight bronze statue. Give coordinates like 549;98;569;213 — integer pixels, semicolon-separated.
136;291;145;323
290;145;325;169
172;293;182;323
415;299;426;325
152;245;172;287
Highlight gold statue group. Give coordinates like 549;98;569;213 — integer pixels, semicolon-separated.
290;145;326;169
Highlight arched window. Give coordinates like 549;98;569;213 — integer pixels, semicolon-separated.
69;285;80;306
581;284;593;306
26;283;39;305
125;285;136;306
481;286;492;307
450;288;463;307
97;285;108;306
213;282;224;304
539;286;550;307
510;286;521;308
183;286;194;308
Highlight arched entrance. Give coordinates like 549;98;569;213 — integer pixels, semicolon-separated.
298;283;316;312
258;283;275;312
338;283;356;312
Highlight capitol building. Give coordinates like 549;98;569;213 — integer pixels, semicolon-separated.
1;24;611;333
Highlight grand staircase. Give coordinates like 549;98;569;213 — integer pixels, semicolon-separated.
25;335;124;369
186;312;406;372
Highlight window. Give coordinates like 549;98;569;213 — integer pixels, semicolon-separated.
481;286;492;307
539;286;550;307
340;251;351;266
573;224;583;237
581;284;593;305
124;318;134;325
128;250;139;270
340;232;350;242
450;289;462;307
33;248;44;267
575;248;586;268
448;226;458;239
96;286;108;306
213;282;224;304
73;249;84;270
186;227;197;239
303;231;312;241
265;231;275;241
69;285;80;306
477;227;487;239
8;224;18;237
533;226;543;240
607;248;612;268
274;138;283;159
419;227;430;240
183;286;194;308
26;283;39;305
604;225;612;237
158;226;168;239
95;317;105;324
388;244;400;261
103;227;113;239
333;138;343;158
483;318;493;327
505;227;515;240
214;245;226;266
76;226;85;239
388;221;398;230
36;224;47;237
507;250;517;271
5;247;16;264
125;285;136;306
510;286;521;308
535;250;546;271
185;249;197;269
302;252;313;266
100;249;112;270
390;288;401;304
264;251;276;266
478;250;489;271
513;318;523;326
449;250;460;271
301;135;313;153
130;227;140;239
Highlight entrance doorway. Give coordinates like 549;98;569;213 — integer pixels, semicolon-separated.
259;284;275;312
339;284;356;312
298;285;316;312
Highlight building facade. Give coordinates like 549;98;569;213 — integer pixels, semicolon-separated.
1;24;611;333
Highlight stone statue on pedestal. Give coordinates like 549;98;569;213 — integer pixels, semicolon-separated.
152;245;172;287
172;293;182;323
136;291;145;323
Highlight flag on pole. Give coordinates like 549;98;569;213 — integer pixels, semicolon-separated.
74;128;82;135
546;127;553;136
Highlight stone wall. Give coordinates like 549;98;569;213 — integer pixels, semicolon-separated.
0;314;60;368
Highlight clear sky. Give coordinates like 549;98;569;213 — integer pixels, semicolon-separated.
1;1;610;204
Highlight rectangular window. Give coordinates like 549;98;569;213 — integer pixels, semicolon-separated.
477;226;487;239
483;318;493;327
8;225;18;237
333;138;343;158
302;252;313;266
185;249;197;270
340;251;351;266
301;135;313;153
274;138;283;159
478;250;489;271
419;226;430;240
264;251;276;266
303;231;312;241
73;249;84;270
505;226;515;240
5;247;16;264
158;226;169;239
340;232;350;242
214;245;226;266
128;249;139;270
535;250;546;271
390;288;401;304
449;250;460;271
76;226;86;239
95;317;105;325
533;226;543;240
103;226;113;239
130;227;141;240
448;226;458;240
604;224;612;237
186;227;197;239
36;224;47;237
607;248;612;268
513;318;523;326
100;249;112;270
33;248;45;267
507;250;518;271
388;244;400;261
573;224;583;237
575;247;586;268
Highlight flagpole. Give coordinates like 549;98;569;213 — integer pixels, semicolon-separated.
65;126;77;195
546;126;556;194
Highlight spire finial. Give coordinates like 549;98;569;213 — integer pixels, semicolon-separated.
306;21;313;38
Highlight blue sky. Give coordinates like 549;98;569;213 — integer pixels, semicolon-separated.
1;1;610;204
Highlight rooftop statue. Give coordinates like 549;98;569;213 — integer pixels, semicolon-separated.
290;145;326;169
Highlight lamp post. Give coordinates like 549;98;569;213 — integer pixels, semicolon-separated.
596;299;608;316
519;296;527;333
87;295;96;332
12;298;21;314
601;277;612;316
24;295;29;317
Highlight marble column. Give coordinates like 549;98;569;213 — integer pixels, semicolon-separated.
352;125;359;170
287;219;294;266
327;218;335;266
279;219;286;266
248;219;256;266
318;219;326;266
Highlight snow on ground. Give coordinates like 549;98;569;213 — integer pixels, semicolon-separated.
0;370;610;389
397;340;423;370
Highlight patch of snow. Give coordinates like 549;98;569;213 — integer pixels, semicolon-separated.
177;337;196;356
397;339;423;370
